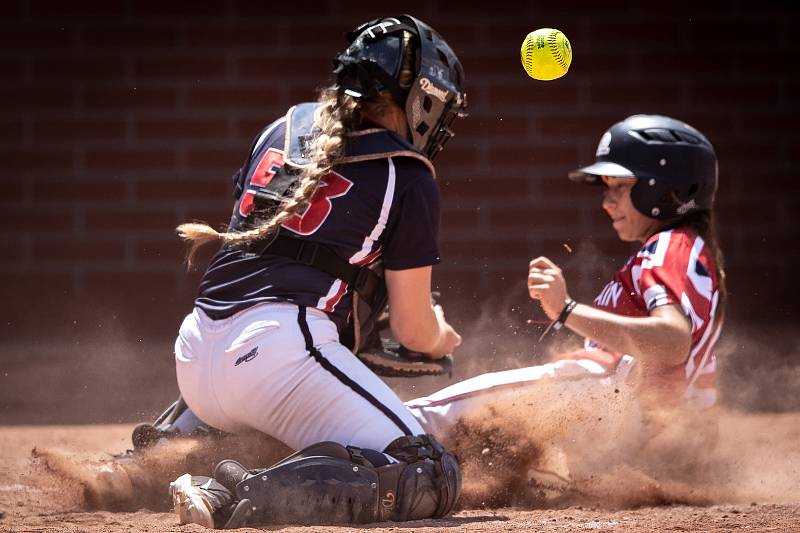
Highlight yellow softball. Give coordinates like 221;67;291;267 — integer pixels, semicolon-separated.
520;28;572;81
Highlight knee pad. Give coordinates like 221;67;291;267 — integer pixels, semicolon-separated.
231;436;460;525
382;434;461;521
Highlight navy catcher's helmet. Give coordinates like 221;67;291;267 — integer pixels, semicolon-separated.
333;15;467;160
569;115;718;220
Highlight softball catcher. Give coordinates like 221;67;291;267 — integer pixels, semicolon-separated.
165;15;467;528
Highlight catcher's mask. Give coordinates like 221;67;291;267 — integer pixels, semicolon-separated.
569;114;718;221
333;15;467;160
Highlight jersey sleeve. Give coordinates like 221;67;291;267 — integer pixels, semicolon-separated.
382;161;441;270
634;231;714;327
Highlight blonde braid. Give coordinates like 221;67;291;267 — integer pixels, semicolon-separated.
177;89;360;265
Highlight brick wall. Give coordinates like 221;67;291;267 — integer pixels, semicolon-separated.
1;2;798;351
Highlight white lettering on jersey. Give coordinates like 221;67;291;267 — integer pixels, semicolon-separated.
594;281;623;308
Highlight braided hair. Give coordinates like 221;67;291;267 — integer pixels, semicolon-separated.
177;33;417;266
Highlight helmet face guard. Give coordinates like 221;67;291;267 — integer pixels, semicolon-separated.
333;15;467;160
569;115;718;220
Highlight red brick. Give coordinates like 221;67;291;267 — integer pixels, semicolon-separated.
588;22;679;46
432;23;480;44
84;87;177;111
137;178;230;201
590;82;682;106
736;172;800;193
0;272;73;293
489;206;578;228
0;59;23;80
433;145;480;169
131;0;223;17
0;88;72;110
691;83;780;105
84;149;176;171
641;51;736;75
32;58;126;81
236;55;331;80
188;87;281;109
186;149;240;171
440;239;529;260
84;271;178;296
455;115;527;137
32;118;126;142
185;25;279;48
84;208;177;232
0;118;23;141
0;208;74;232
135;239;185;263
181;208;231;226
287;86;324;105
488;82;579;106
0;27;76;49
459;53;518;77
30;0;126;17
441;176;532;199
285;25;347;47
234;0;334;16
534;113;619;137
440;207;481;231
237;114;288;139
135;57;228;80
0;179;24;201
686;18;766;45
715;142;781;164
137;118;227;140
738;113;796;133
2;150;73;173
32;179;127;203
489;145;578;167
32;239;125;262
83;26;177;48
0;240;23;262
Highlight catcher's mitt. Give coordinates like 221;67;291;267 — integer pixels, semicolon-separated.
357;337;453;377
355;312;453;378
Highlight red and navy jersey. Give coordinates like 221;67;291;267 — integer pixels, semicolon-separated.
557;227;722;409
195;113;441;331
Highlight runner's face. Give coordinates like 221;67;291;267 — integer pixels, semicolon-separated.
601;175;662;243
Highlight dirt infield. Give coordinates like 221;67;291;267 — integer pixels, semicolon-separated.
1;415;799;532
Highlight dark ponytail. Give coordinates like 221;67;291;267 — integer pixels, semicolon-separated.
680;210;726;325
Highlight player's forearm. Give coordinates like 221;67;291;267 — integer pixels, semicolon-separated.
389;304;443;355
563;303;690;365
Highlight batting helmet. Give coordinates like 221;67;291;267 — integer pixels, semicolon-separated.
333;15;467;160
569;115;718;220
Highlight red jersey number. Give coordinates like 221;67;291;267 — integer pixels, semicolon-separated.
237;147;353;235
238;148;285;218
282;171;353;235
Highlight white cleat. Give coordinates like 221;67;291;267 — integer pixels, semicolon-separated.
170;473;216;528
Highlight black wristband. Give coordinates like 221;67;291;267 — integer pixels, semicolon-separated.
553;298;577;331
537;298;578;342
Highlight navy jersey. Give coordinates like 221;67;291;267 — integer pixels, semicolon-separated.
195;111;441;331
